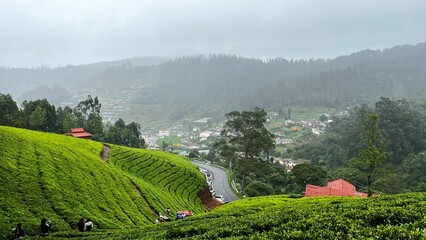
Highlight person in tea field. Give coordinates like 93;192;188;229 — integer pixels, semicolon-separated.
40;218;51;236
176;211;186;220
165;207;171;215
85;219;94;231
10;223;26;239
16;223;26;237
159;213;170;222
76;218;86;231
183;210;192;217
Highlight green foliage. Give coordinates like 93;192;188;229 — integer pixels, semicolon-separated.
289;163;328;193
244;180;274;197
296;98;426;194
29;106;47;130
51;193;426;239
0;126;205;237
104;118;145;148
216;107;275;190
74;95;103;137
375;98;426;165
21;98;57;132
358;114;387;197
56;106;77;133
319;113;328;122
0;93;19;126
401;152;426;191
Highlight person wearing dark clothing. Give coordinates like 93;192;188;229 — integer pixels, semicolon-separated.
76;218;86;231
10;223;26;239
16;223;26;237
40;218;51;236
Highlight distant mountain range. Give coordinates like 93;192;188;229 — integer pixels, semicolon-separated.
1;43;426;123
0;56;170;104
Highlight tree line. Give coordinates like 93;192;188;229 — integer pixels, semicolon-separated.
2;43;426;123
86;43;426;119
213;98;426;197
213;107;317;197
291;97;426;194
0;93;145;148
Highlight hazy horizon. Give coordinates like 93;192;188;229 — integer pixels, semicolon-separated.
1;0;425;68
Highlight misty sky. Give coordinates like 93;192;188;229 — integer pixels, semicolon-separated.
1;0;425;67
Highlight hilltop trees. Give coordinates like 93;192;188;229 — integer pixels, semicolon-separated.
0;93;145;148
293;97;426;194
104;118;145;148
0;93;19;126
215;107;275;191
22;99;57;132
74;95;103;138
56;106;77;133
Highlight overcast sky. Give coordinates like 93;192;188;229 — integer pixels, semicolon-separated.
1;0;425;67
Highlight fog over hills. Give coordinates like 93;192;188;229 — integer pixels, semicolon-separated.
1;1;425;68
1;43;426;124
0;56;170;105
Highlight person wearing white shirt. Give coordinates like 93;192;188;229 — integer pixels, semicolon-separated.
85;219;94;231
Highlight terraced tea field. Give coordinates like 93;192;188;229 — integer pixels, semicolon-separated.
58;192;426;239
0;126;206;237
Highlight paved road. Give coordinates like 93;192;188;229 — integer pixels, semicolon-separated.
192;161;240;203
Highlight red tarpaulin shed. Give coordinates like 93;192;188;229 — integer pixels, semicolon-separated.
305;178;367;198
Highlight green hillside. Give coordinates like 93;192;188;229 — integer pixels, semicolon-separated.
0;126;206;237
58;193;426;239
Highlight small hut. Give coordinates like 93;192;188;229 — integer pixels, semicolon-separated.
65;128;93;139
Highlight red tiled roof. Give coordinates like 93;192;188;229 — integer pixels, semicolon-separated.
65;128;93;139
70;132;93;138
71;128;85;133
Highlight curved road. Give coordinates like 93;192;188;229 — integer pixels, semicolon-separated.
192;161;240;203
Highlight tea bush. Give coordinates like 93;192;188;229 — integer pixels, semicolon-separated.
0;126;206;237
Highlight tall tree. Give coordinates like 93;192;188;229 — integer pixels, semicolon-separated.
375;97;425;165
0;93;19;126
215;107;275;191
21;99;57;132
56;106;77;133
104;118;145;148
74;95;103;137
29;106;46;130
289;163;328;193
125;121;144;148
358;114;387;197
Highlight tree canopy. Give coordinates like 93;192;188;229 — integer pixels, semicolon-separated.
216;107;275;192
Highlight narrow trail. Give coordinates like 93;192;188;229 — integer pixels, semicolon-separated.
132;181;158;215
101;144;110;162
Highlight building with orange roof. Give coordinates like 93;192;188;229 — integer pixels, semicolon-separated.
65;128;93;139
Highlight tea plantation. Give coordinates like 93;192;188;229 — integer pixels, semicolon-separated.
2;126;426;239
55;192;426;239
0;126;206;237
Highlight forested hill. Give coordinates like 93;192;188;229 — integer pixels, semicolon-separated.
0;126;206;236
0;56;169;105
86;43;426;118
1;43;426;121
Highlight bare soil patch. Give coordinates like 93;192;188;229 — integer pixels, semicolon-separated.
197;187;223;210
